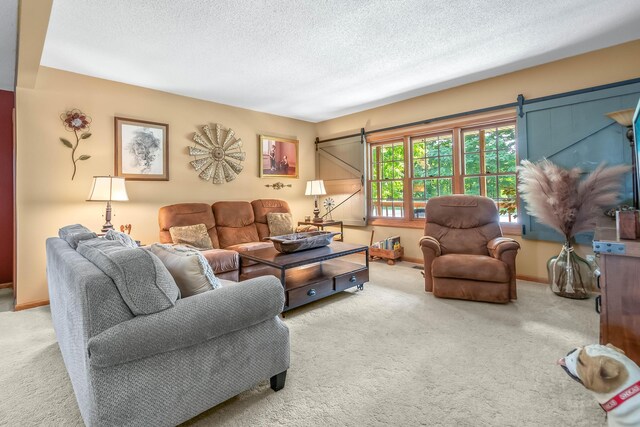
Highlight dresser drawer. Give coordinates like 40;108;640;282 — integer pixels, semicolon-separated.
287;280;333;309
334;268;368;292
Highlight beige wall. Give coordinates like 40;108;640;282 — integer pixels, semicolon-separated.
316;40;640;279
15;67;317;306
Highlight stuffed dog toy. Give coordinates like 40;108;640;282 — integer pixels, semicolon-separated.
559;344;640;427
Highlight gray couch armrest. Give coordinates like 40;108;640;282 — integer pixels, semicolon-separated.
88;275;285;368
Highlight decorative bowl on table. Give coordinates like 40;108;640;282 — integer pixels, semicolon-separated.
265;231;341;253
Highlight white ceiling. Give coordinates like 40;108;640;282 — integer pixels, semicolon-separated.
0;0;18;91
41;0;640;122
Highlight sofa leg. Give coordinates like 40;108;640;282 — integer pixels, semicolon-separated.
270;370;287;392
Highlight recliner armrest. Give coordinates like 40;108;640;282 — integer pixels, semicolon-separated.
88;275;285;368
487;237;520;259
419;236;441;257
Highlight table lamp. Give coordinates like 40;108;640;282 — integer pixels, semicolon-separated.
87;176;129;232
606;108;637;208
305;180;326;223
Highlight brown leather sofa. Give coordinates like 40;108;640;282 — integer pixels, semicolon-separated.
420;195;520;303
159;199;292;281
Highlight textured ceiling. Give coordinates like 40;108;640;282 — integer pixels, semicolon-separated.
0;0;18;91
41;0;640;122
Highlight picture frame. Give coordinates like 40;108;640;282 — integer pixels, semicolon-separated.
259;135;299;178
115;117;169;181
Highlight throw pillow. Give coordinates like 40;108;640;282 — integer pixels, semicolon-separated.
169;224;213;250
146;244;222;297
105;229;138;248
58;224;98;249
267;212;294;236
77;238;180;315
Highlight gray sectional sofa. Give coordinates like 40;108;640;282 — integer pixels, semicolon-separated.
46;236;290;426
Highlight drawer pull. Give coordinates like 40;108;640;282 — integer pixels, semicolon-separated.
307;289;317;297
595;295;601;314
349;275;357;283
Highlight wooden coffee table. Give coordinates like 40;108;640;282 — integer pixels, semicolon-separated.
239;242;369;312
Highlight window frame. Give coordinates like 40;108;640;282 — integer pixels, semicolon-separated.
366;110;520;233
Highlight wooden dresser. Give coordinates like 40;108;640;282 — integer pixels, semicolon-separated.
593;222;640;363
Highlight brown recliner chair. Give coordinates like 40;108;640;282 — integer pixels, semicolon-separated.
420;195;520;303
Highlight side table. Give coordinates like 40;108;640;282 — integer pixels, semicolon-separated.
298;220;344;242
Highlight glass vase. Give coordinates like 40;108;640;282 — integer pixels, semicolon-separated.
547;241;592;299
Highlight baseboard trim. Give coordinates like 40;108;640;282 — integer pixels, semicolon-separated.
0;282;12;289
401;256;423;264
14;299;49;311
516;275;548;284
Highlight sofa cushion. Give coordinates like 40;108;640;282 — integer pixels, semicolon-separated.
213;201;260;248
159;203;219;248
58;224;97;249
77;238;180;315
267;212;294;236
252;199;291;240
200;249;239;274
146;244;221;298
169;224;214;250
105;229;138;248
432;254;510;283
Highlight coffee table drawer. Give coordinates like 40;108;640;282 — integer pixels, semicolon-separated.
334;268;368;292
288;280;333;308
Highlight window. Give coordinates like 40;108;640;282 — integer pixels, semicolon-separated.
367;113;518;226
411;133;454;218
462;125;517;222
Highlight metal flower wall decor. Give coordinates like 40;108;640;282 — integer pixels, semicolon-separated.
189;123;245;184
59;109;93;180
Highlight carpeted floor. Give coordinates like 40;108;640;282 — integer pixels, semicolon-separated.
0;261;605;426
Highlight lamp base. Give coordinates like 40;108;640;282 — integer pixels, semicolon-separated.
101;223;114;233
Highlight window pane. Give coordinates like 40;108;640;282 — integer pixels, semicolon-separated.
413;141;425;159
372;148;377;164
382;145;393;161
499;151;516;173
381;181;392;201
485;176;497;199
427;157;439;177
394;161;405;179
413;159;426;178
413;202;426;218
498;175;517;198
393;144;404;161
464;177;481;195
392;181;404;200
371;182;378;199
425;179;438;198
440;156;453;176
485;151;497;174
464;131;480;152
426;140;439;157
485;129;497;151
372;162;378;179
413;180;425;199
498;126;515;151
382;162;394;180
439;137;453;155
465;153;481;175
439;178;452;195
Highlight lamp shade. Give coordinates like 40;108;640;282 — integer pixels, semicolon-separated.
305;180;326;196
87;176;129;202
606;108;635;127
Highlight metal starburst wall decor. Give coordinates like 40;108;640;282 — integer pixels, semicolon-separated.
59;109;92;180
189;123;245;184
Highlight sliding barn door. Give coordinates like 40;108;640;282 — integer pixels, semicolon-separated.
517;83;640;243
316;133;367;226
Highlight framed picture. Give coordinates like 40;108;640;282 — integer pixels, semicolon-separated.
115;117;169;181
259;135;299;178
